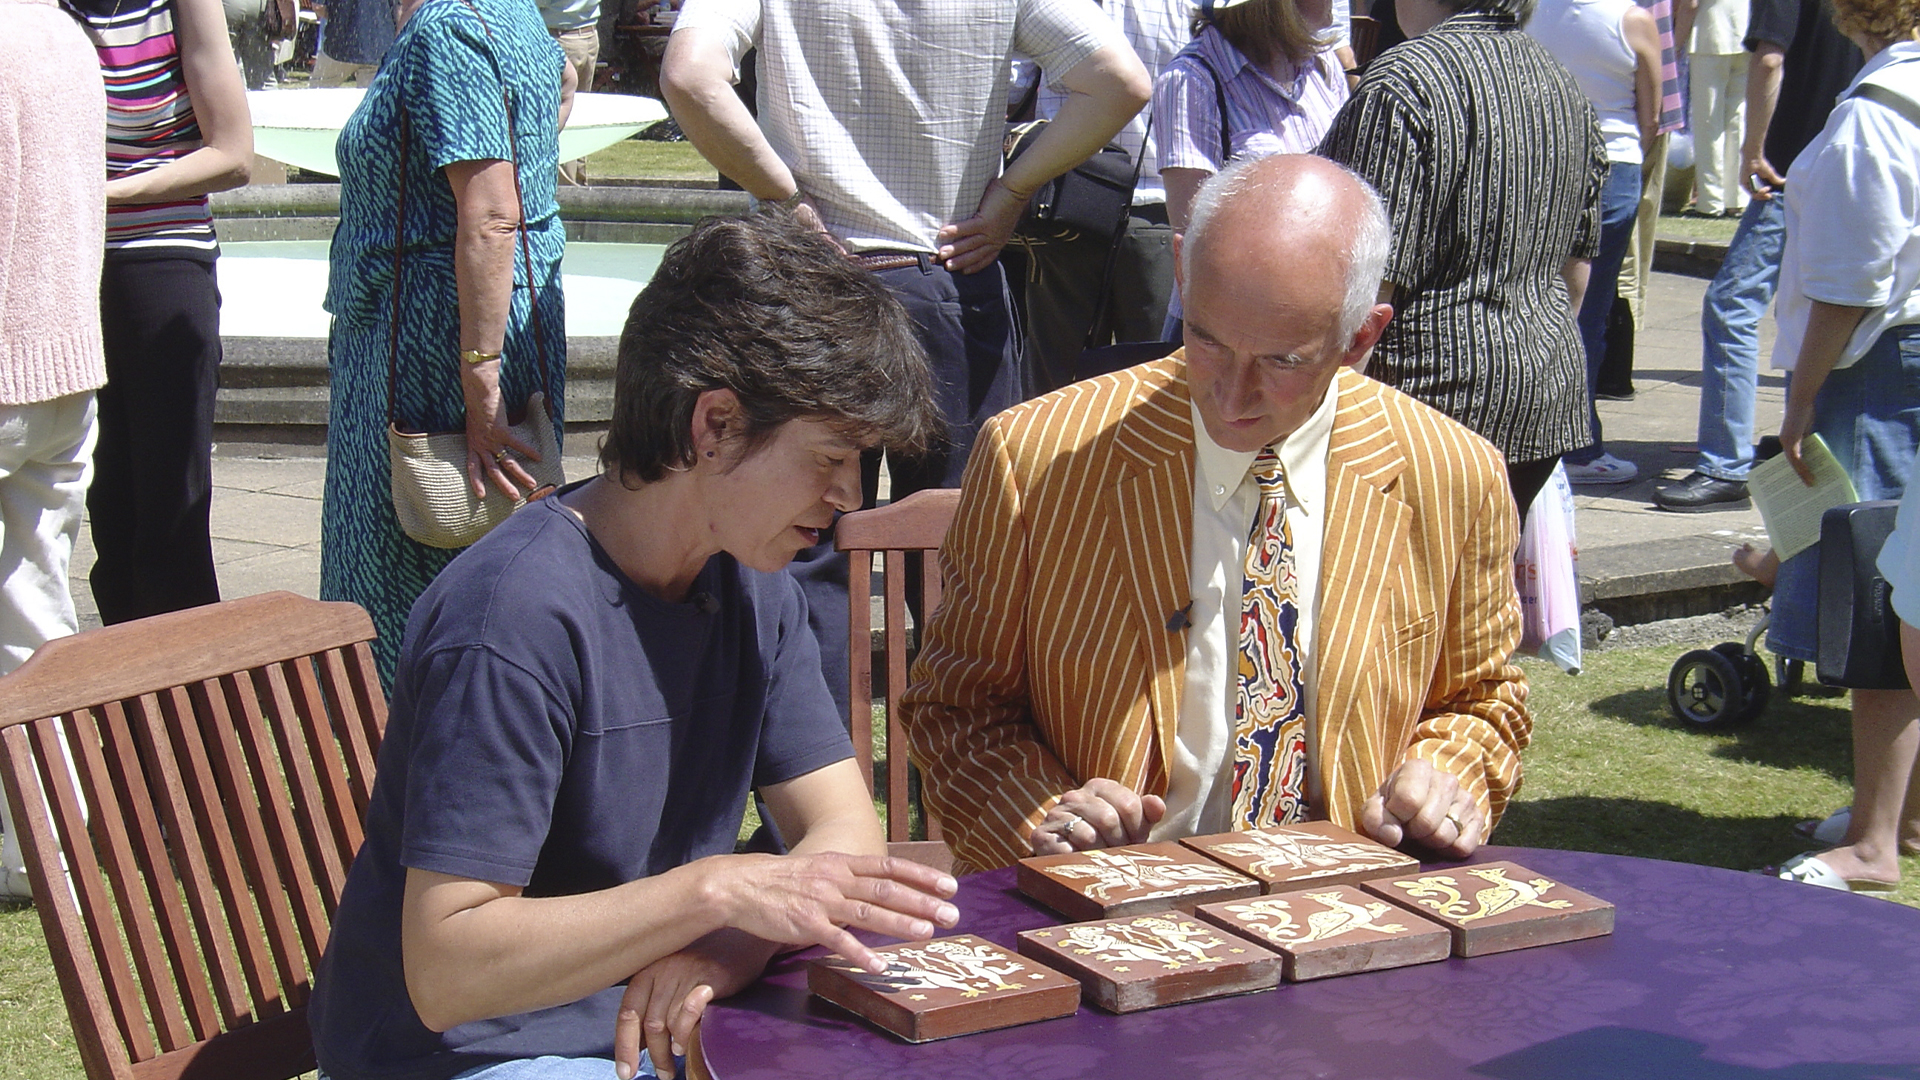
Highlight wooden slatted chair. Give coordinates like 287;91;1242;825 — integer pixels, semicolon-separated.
0;591;385;1080
835;488;960;872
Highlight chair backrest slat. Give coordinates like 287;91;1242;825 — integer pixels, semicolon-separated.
835;489;960;846
224;671;332;992
85;700;201;1051
846;550;875;793
0;591;385;1080
315;646;380;823
156;683;281;1027
274;658;358;906
195;676;310;1011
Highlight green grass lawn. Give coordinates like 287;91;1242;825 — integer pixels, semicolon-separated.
581;138;716;184
1;635;1908;1077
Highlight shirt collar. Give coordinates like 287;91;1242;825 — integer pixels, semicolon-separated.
1851;39;1920;91
1190;374;1340;516
1196;24;1321;103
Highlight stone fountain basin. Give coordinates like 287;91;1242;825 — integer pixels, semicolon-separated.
247;88;668;177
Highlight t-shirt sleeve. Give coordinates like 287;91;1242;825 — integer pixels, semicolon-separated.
401;12;514;169
399;644;572;887
752;574;856;789
1154;58;1226;173
1318;81;1434;288
670;0;761;73
1744;0;1793;52
1014;0;1125;87
1792;104;1919;309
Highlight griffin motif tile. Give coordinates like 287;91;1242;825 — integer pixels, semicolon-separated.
1361;860;1616;957
1016;910;1283;1012
1193;884;1451;981
1181;822;1420;892
1017;842;1261;920
807;934;1081;1042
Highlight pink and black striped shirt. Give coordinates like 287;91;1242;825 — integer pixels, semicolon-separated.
65;0;218;257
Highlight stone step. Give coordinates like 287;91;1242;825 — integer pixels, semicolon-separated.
216;378;617;427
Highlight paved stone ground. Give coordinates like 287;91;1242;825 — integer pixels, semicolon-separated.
70;267;1776;634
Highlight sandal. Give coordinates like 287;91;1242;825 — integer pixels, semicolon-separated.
1763;852;1896;894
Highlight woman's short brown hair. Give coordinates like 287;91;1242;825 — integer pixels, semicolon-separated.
1193;0;1321;69
601;212;942;485
1830;0;1920;46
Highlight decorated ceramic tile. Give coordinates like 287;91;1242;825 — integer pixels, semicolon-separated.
1194;884;1451;980
1361;861;1616;957
1182;821;1420;891
1017;841;1261;920
1017;910;1283;1012
807;934;1081;1042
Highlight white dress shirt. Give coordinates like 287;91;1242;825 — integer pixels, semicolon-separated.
1150;376;1338;840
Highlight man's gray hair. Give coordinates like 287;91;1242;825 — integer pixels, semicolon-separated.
1184;154;1394;345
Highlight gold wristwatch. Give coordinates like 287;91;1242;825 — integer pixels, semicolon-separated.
461;349;502;366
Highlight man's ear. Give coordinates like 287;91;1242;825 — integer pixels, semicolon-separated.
1341;302;1395;369
1171;231;1185;296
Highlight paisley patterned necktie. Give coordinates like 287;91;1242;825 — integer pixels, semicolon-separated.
1228;446;1310;828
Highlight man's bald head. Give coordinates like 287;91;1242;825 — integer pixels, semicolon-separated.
1183;154;1393;343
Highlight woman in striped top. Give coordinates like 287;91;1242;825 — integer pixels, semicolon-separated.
62;0;253;623
1153;0;1350;327
1319;0;1606;519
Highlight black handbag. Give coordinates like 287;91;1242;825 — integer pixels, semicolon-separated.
1005;119;1141;246
1816;500;1911;690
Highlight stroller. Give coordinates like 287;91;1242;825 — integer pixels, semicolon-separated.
1666;499;1909;729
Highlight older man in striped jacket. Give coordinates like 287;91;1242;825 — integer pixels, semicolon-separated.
902;154;1531;875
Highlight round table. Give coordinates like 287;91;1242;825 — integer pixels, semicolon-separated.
701;846;1920;1078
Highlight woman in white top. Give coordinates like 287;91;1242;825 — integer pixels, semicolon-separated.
1766;0;1920;893
1527;0;1660;485
1153;0;1349;327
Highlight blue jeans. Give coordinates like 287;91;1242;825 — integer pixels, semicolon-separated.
1567;160;1643;464
1766;323;1920;662
1695;196;1787;481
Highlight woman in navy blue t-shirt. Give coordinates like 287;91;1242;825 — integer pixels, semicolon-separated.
311;214;955;1080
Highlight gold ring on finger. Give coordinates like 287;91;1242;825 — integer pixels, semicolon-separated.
1444;812;1465;834
493;449;510;465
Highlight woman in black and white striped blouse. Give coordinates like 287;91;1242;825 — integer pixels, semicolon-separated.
1319;0;1606;518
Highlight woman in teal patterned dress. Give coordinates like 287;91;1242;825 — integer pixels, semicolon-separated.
321;0;571;685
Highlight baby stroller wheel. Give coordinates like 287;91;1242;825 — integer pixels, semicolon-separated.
1667;646;1755;729
1713;642;1771;723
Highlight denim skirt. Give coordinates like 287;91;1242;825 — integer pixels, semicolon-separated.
1768;321;1920;661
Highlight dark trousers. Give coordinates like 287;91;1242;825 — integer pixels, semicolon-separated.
1023;204;1175;393
1507;455;1562;524
788;255;1024;717
91;256;223;625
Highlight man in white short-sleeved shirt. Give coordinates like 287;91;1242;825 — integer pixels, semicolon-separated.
661;0;1150;717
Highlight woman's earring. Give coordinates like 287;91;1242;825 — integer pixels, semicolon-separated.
706;450;716;458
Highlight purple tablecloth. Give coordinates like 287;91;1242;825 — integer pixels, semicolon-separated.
702;846;1920;1079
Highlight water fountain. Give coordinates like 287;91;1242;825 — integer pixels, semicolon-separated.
216;90;748;444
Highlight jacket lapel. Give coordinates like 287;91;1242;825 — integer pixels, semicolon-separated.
1100;360;1196;785
1314;370;1411;822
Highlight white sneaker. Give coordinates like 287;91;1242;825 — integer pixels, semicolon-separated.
0;864;31;901
1564;453;1638;485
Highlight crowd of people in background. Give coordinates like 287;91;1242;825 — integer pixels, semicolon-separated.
5;0;1920;1072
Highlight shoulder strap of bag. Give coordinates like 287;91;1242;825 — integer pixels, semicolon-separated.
1190;50;1232;166
1853;80;1920;132
1081;110;1153;351
387;0;555;431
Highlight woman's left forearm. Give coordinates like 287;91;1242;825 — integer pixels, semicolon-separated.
108;0;253;203
1786;300;1873;418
